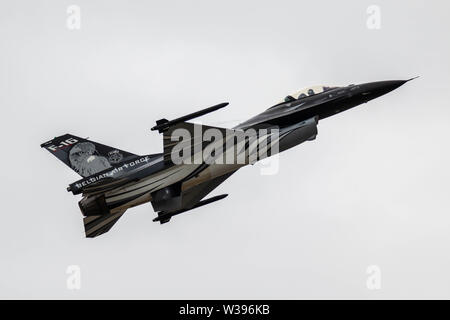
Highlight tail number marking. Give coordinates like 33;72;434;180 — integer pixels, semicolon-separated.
47;138;78;151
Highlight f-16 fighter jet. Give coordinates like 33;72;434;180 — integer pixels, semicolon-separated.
41;79;414;237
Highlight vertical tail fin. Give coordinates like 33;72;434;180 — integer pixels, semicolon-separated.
40;134;139;177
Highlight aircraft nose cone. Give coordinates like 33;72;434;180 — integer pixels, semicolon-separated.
368;80;407;94
360;79;414;101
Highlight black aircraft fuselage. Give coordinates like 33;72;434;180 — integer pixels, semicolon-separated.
41;79;413;237
236;80;410;130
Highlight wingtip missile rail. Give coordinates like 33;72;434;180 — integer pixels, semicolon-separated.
153;194;229;223
151;102;229;133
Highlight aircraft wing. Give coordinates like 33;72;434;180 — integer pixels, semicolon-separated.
149;102;246;223
162;121;242;165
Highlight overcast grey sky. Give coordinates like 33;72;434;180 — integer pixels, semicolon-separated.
1;0;449;299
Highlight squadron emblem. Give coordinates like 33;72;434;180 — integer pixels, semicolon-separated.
108;149;123;164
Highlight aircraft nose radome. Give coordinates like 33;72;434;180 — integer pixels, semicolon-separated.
361;79;413;100
372;80;408;92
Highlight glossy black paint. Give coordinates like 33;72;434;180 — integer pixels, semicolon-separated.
236;80;411;130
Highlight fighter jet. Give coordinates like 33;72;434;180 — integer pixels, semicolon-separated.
41;79;413;237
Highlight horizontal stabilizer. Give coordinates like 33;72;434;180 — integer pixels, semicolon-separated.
83;210;125;238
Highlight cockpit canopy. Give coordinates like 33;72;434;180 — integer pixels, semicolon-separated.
281;85;338;103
